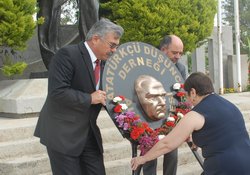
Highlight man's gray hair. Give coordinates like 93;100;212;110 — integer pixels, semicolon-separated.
85;18;124;40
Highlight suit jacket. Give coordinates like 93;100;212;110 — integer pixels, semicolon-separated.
175;62;186;80
34;42;105;156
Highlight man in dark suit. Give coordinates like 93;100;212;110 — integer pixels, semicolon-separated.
142;35;186;175
34;18;124;175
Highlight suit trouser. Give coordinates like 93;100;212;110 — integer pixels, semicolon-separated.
142;149;177;175
142;159;157;175
163;149;177;175
47;129;106;175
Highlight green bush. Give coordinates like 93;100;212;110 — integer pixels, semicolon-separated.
0;0;38;50
0;0;40;77
100;0;217;52
2;62;27;77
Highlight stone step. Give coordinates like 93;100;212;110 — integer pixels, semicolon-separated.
1;153;130;175
0;115;205;165
104;148;203;175
97;109;117;129
0;153;50;175
0;136;131;161
177;146;203;166
103;140;131;162
246;122;250;133
0;116;122;144
0;92;249;175
222;92;250;111
39;173;52;175
0;113;249;172
108;151;202;175
242;110;250;122
0;117;37;142
101;127;125;144
0;141;202;175
1;109;249;144
0;110;122;144
0;137;45;159
157;162;203;175
177;161;203;175
104;157;171;175
0;137;201;166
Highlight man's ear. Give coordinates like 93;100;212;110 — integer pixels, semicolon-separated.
92;35;100;44
161;47;167;52
190;88;197;97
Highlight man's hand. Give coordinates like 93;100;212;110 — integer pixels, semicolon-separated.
91;90;106;106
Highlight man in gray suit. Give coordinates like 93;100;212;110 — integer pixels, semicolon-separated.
142;35;186;175
160;35;186;79
34;18;124;175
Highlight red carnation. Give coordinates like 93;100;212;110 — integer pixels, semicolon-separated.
177;91;186;97
130;127;144;140
146;128;154;133
142;122;149;128
118;95;125;100
114;104;122;113
166;121;175;127
173;115;178;120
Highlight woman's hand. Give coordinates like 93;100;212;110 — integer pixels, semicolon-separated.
131;156;146;171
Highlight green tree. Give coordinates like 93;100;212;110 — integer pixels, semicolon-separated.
100;0;217;52
0;0;40;77
223;0;250;55
223;0;250;90
0;0;38;50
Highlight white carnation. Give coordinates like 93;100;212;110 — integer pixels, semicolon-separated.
113;96;123;103
167;116;175;122
120;103;128;110
173;83;181;90
158;135;165;140
177;112;184;118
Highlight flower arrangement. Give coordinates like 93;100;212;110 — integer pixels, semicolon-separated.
112;83;192;155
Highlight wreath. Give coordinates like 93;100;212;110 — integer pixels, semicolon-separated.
112;83;192;155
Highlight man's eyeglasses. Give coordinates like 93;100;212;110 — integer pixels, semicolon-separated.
101;39;119;49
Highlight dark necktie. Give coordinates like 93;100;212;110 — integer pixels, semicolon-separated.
94;59;100;85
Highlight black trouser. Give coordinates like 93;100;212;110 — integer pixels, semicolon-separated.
163;149;177;175
141;149;177;175
47;130;105;175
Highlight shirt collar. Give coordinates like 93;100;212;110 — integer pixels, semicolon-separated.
84;41;98;66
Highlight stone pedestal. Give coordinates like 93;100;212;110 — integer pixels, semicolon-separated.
227;54;249;91
191;45;206;73
208;26;234;93
179;55;189;77
0;79;47;118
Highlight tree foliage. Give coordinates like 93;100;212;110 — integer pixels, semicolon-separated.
60;0;79;25
223;0;250;55
100;0;217;52
0;0;38;51
2;61;27;77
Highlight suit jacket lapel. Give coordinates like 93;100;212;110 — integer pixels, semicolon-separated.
78;42;96;89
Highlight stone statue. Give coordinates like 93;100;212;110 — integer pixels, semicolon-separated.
37;0;99;69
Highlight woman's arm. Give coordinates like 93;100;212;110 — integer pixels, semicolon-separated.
131;111;204;170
